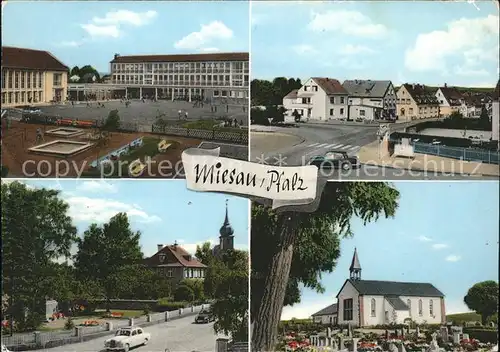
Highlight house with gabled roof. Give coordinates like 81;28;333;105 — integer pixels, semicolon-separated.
435;84;463;117
2;46;69;107
335;248;445;327
492;80;499;147
312;303;338;325
282;77;349;121
342;80;397;121
311;248;446;327
396;83;440;121
144;242;207;286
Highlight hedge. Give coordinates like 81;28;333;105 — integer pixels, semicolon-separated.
463;328;498;344
156;301;191;312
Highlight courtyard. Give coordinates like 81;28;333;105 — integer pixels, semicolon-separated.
36;99;248;129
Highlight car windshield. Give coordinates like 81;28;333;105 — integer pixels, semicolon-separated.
325;152;344;160
116;330;131;336
199;310;208;315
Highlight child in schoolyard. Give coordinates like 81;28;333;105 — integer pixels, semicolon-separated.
35;128;44;144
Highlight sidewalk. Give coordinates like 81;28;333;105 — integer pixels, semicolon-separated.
358;141;500;177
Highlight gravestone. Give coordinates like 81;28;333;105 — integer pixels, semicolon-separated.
453;332;461;344
399;343;407;352
389;343;399;352
327;327;332;337
352;337;360;352
427;333;440;352
406;324;411;334
385;330;389;339
440;326;449;342
339;337;345;350
348;323;353;338
416;326;420;336
332;337;338;351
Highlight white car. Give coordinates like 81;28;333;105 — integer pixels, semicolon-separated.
104;327;151;351
2;345;11;352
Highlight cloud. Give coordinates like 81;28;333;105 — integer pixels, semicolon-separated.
292;44;318;56
431;243;449;250
64;196;161;224
454;66;489;76
92;10;157;26
179;238;218;256
417;236;433;242
338;44;375;55
199;47;220;53
174;21;233;50
76;180;117;193
445;255;461;262
59;40;85;47
308;10;388;38
81;24;120;38
405;14;499;72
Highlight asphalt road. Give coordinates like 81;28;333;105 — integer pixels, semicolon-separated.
250;123;380;166
250;123;498;180
40;315;226;352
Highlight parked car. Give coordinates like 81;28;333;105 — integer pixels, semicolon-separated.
195;309;214;324
308;151;360;171
104;327;151;352
21;106;41;114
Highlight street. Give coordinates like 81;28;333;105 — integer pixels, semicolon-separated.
250;123;380;166
250;123;498;180
39;315;226;352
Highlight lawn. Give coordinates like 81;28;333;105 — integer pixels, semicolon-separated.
446;312;482;323
104;309;145;319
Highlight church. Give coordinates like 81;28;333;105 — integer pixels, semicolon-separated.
312;248;446;327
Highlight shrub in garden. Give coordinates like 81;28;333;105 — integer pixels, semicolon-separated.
64;317;75;330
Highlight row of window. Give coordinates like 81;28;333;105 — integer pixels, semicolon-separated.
370;298;435;317
400;107;439;116
2;91;44;105
342;298;437;321
298;96;397;107
112;61;248;73
2;70;64;90
156;267;206;278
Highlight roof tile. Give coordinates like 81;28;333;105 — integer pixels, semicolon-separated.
348;279;445;297
2;46;68;71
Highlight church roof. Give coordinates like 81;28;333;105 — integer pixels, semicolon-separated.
343;279;445;297
349;248;361;271
312;303;338;317
219;199;234;238
385;296;410;311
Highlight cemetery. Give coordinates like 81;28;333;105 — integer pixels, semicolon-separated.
278;323;498;352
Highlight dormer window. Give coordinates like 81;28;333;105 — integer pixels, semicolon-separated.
183;255;192;261
158;253;166;263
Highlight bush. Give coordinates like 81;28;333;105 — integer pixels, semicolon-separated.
155;301;190;312
104;109;120;130
463;328;498;343
174;284;195;302
64;318;75;330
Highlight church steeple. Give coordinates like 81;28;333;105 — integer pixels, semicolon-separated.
349;248;362;280
219;199;234;250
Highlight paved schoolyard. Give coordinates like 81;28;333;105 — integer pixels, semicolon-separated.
37;99;248;126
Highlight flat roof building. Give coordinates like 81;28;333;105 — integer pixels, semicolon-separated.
1;46;69;108
107;52;249;101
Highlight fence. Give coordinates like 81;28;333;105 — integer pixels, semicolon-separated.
216;339;249;352
152;124;248;145
412;141;500;165
2;304;207;351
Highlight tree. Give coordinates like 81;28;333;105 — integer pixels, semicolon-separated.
106;265;171;300
293;110;301;123
208;250;249;342
73;213;143;306
251;78;302;107
464;281;499;324
104;110;120;130
69;66;80;78
174;284;195;302
195;241;215;265
1;181;77;330
251;182;400;351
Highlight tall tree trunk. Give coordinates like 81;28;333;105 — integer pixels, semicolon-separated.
252;213;299;351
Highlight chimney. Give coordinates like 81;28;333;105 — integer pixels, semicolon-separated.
444;83;447;88
157;244;163;252
114;53;120;60
173;240;178;249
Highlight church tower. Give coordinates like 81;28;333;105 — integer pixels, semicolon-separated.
349;248;362;280
219;199;234;251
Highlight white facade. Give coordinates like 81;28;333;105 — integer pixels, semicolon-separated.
337;281;444;327
435;88;451;108
337;281;360;326
284;78;348;121
459;102;481;118
313;314;338;325
110;55;249;100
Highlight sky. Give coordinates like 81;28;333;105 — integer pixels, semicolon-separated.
2;1;250;73
251;1;500;87
2;179;249;258
281;181;500;321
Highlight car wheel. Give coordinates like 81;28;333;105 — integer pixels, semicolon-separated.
123;344;130;352
342;162;351;171
144;338;149;346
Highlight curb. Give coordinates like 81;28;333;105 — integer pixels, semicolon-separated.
359;162;499;178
